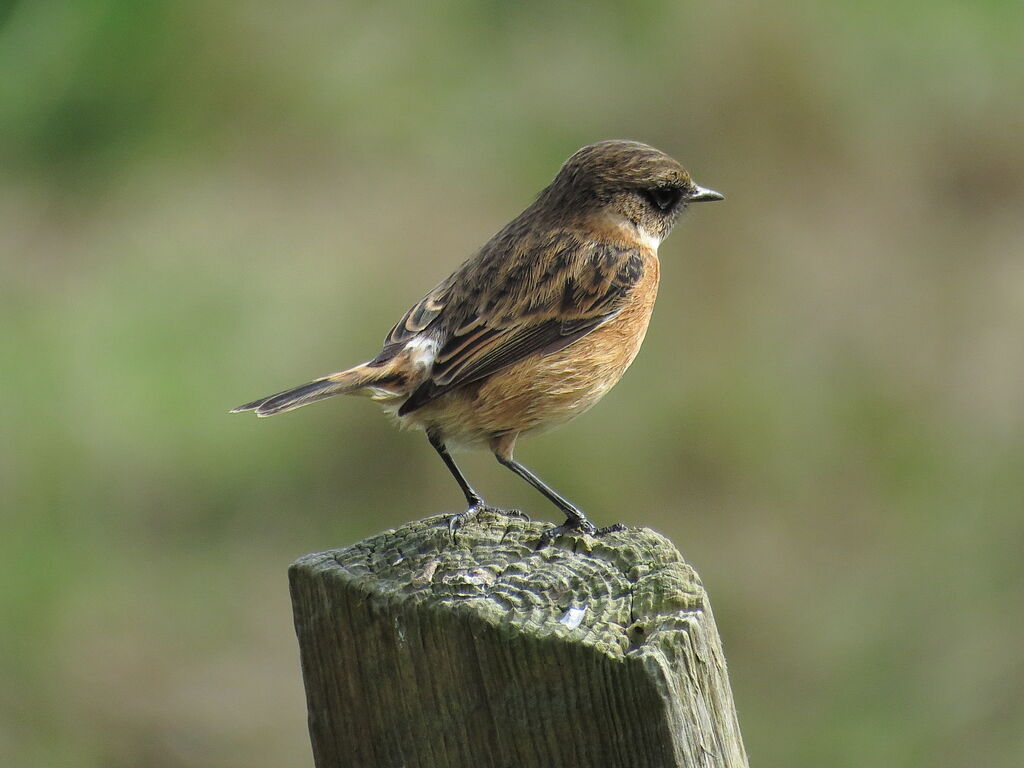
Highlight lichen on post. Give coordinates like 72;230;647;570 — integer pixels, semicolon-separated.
289;512;749;768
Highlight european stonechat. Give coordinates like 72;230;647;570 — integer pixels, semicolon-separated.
233;140;723;542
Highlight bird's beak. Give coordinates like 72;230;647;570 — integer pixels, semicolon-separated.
688;184;725;203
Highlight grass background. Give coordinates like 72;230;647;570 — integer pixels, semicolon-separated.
2;1;1023;766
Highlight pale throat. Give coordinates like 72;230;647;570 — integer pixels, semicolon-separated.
607;212;661;252
635;226;661;251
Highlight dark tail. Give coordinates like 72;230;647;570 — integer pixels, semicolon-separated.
231;366;383;417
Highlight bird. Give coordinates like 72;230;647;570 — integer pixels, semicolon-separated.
232;140;723;544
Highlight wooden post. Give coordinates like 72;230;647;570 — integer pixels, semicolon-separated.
288;512;749;768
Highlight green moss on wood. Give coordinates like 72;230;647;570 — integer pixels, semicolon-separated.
290;512;748;768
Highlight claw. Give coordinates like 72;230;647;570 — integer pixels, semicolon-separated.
448;508;479;536
536;518;626;548
447;504;530;537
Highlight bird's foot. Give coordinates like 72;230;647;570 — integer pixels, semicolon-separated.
536;516;627;548
447;504;529;536
505;508;531;521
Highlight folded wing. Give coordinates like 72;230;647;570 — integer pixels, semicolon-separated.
394;235;646;415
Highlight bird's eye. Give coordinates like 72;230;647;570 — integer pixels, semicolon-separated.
644;187;682;212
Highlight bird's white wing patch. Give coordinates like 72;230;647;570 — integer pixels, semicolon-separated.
404;336;440;371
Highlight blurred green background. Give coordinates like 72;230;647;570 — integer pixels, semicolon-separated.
3;1;1023;766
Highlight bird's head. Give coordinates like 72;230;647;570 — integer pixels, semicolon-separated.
541;140;723;245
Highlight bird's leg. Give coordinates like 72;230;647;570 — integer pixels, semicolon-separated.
426;432;527;534
428;431;485;509
491;438;624;546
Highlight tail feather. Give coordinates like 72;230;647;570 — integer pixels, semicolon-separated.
231;366;384;417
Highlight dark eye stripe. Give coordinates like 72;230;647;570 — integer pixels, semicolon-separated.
644;187;682;211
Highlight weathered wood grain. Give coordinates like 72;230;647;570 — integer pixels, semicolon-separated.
289;512;748;768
